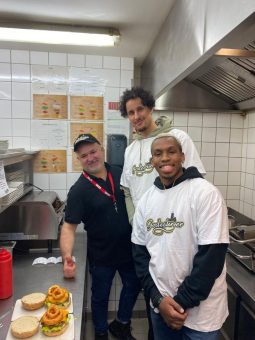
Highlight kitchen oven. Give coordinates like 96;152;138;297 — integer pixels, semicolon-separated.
0;191;65;252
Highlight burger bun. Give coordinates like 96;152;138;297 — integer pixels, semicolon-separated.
42;322;69;337
11;316;39;339
21;292;46;310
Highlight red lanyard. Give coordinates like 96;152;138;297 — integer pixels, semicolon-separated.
82;171;118;212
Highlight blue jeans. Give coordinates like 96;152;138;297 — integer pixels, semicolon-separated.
151;308;220;340
90;261;141;334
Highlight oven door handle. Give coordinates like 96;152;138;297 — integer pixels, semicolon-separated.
229;234;255;244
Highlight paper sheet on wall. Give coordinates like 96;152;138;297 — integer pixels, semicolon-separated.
31;121;68;149
33;94;68;119
106;120;130;139
33;150;67;173
0;161;9;198
70;96;104;120
32;65;68;84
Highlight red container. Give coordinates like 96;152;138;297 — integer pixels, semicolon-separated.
0;248;13;299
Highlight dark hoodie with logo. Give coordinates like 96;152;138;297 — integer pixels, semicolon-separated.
132;166;228;311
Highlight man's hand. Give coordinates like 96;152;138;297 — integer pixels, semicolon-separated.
159;296;188;330
63;255;76;278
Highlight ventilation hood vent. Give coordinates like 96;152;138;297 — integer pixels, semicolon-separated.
193;44;255;110
156;42;255;112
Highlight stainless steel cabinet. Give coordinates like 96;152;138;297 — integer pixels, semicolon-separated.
221;285;240;340
221;283;255;340
237;302;255;340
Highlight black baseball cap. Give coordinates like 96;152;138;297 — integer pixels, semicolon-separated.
73;133;100;151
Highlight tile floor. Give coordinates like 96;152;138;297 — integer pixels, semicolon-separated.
84;318;226;340
84;318;149;340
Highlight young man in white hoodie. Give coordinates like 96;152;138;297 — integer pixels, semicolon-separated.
120;87;206;340
131;134;229;340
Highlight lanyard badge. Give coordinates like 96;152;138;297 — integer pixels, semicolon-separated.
83;171;118;213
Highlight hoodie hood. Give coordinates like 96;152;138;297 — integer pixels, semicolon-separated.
154;166;203;190
136;115;173;140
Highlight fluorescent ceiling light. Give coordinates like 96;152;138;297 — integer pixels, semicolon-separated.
0;24;120;47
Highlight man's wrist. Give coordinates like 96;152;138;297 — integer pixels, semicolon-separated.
152;293;164;309
62;255;71;263
155;296;164;308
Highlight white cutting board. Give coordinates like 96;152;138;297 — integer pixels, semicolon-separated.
6;294;74;340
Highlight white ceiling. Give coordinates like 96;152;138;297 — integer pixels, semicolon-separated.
0;0;176;65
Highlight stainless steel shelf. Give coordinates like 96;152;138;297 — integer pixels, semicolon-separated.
0;185;33;214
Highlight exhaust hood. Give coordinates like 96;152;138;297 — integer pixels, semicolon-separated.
156;44;255;112
141;4;255;113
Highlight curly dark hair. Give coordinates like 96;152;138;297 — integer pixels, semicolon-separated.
119;87;155;117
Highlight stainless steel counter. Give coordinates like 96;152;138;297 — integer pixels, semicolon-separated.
0;231;87;340
226;253;255;311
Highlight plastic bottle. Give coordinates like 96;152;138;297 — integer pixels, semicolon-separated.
0;248;13;299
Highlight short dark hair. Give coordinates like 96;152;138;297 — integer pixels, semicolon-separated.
119;86;155;117
151;134;183;154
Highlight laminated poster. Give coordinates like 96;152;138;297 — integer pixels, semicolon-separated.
70;122;104;145
70;95;103;120
33;150;67;173
33;94;68;119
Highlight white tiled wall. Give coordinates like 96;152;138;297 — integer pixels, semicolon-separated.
0;48;137;313
156;111;245;213
240;111;255;220
0;49;134;201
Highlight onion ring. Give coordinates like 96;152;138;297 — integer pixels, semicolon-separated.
41;305;63;325
52;287;65;300
48;285;60;296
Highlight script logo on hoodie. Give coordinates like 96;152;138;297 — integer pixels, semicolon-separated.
132;162;154;177
146;212;184;236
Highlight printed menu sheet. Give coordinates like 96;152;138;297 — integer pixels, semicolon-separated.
0;161;9;198
70;122;104;145
33;150;67;173
33;94;68;119
70;96;103;120
31;121;68;149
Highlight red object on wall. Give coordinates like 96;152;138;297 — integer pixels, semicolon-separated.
108;102;120;110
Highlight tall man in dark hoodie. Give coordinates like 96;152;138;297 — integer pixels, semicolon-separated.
132;134;229;340
120;87;206;339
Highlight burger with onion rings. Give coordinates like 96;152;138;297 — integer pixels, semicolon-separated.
41;304;70;336
45;285;71;309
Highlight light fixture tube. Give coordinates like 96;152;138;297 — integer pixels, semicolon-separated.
0;25;120;47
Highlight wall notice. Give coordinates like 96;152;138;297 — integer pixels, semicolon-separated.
33;94;68;119
33;150;67;173
70;96;103;120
